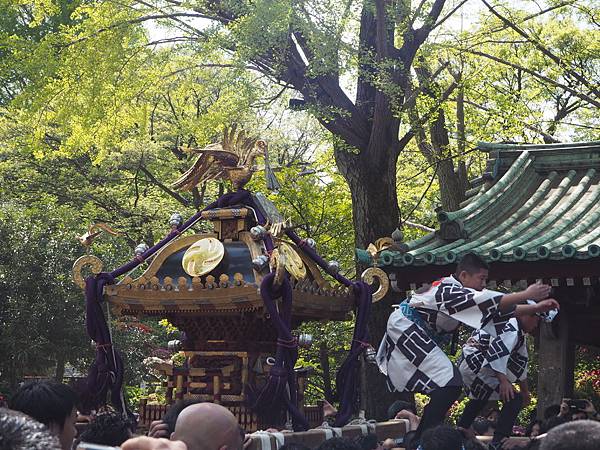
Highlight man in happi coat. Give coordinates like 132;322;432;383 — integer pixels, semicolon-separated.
456;305;557;449
376;253;558;448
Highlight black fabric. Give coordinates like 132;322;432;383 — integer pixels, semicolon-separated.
457;398;488;429
414;385;462;442
457;393;523;442
494;392;523;440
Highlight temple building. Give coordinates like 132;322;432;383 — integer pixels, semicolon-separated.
358;141;600;415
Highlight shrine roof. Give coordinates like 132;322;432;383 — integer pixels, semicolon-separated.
364;141;600;268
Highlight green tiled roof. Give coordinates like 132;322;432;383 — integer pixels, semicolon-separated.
370;141;600;267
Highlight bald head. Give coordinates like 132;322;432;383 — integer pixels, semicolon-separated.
171;403;243;450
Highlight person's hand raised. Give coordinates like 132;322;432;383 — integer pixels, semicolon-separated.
524;282;551;301
535;299;559;313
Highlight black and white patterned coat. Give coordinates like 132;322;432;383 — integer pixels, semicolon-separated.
376;276;510;394
458;317;528;401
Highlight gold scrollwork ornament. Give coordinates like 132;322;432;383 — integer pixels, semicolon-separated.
278;242;307;280
270;249;287;288
72;255;104;289
361;267;390;302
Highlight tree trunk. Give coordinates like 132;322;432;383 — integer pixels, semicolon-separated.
319;342;334;403
334;145;400;250
430;103;465;212
437;159;465;212
334;142;402;420
54;354;66;382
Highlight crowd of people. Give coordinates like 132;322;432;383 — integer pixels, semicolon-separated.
1;379;600;450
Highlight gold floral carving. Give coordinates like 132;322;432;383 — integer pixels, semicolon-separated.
78;223;121;247
366;237;395;257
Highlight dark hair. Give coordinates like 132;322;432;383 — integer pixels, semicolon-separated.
472;417;494;435
316;437;361;450
526;419;543;437
463;438;486;450
485;407;500;424
543;404;561;419
524;441;541;450
8;380;78;430
539;420;600;450
161;398;203;435
420;425;463;450
0;408;62;450
354;434;378;450
78;410;133;446
542;415;569;433
280;443;311;450
387;400;416;419
455;253;489;277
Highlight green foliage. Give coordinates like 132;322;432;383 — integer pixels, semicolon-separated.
111;317;160;385
296;319;354;405
0;202;92;390
518;396;537;427
447;395;466;426
574;346;600;405
447;394;536;428
124;385;146;409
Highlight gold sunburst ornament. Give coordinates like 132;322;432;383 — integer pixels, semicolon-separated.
278;242;307;280
182;238;225;277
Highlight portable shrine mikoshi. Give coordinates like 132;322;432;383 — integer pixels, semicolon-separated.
73;127;389;432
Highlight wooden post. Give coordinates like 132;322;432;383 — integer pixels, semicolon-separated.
537;311;574;418
213;375;221;404
297;374;306;415
175;374;184;400
360;355;367;416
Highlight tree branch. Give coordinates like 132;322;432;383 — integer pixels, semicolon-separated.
462;48;600;108
404;220;434;233
63;12;214;47
283;36;372;150
455;97;560;143
489;0;578;33
395;78;458;154
432;0;468;30
138;165;190;207
356;3;378;122
480;0;600;98
397;0;447;74
413;0;447;46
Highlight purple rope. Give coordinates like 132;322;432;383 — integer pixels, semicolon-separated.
248;273;309;431
285;230;353;287
285;229;374;426
333;281;372;426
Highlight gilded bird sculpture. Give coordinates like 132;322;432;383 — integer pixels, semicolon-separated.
172;125;275;191
78;223;121;247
